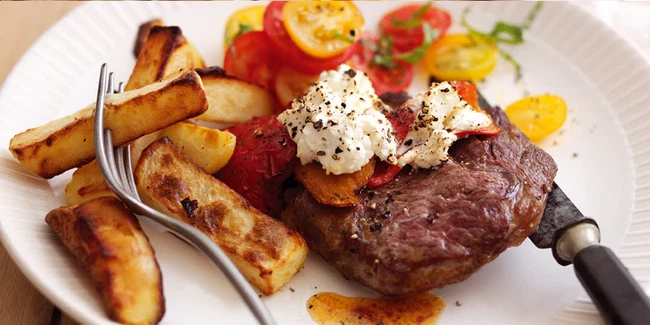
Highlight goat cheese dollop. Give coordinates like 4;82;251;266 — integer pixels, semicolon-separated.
277;64;397;175
398;81;494;169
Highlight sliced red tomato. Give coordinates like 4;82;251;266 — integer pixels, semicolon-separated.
379;4;452;53
274;65;319;107
263;1;357;74
216;115;297;217
224;31;281;90
349;35;414;96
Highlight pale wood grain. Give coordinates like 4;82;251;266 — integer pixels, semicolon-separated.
0;2;78;87
0;3;80;325
0;248;55;325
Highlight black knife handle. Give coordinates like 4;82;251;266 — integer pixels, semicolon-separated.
574;245;650;325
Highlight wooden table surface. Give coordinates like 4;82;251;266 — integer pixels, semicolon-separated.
0;3;79;325
1;2;649;325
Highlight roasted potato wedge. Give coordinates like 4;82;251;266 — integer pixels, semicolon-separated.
65;124;235;205
160;122;236;174
135;137;308;295
65;161;117;205
126;26;206;91
295;160;376;207
133;19;164;58
66;131;162;206
194;67;276;124
46;197;164;325
9;69;208;179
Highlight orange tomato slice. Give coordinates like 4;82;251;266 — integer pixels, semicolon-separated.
282;1;364;59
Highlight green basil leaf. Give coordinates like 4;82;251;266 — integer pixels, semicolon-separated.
461;2;543;82
461;7;494;42
391;2;432;29
393;22;439;63
498;48;522;81
226;22;254;59
371;54;397;69
226;22;253;47
233;23;253;42
489;22;524;45
521;2;544;30
377;34;394;55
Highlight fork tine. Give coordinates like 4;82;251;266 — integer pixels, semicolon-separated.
114;146;127;191
115;146;136;197
123;145;140;200
94;64;109;179
107;72;114;95
103;128;119;181
117;81;124;93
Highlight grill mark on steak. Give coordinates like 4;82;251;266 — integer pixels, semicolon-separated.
282;104;557;296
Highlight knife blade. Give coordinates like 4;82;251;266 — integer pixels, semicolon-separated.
476;89;650;325
529;182;594;251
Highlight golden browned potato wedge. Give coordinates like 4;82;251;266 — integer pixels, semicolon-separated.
126;26;206;91
194;67;276;124
133;19;164;58
65;161;116;205
135;137;308;295
160;122;236;173
65;124;235;205
9;69;208;179
46;196;164;325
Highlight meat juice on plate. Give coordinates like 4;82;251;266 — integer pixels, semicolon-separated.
307;292;446;325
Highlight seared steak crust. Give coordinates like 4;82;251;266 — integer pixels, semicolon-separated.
282;105;557;296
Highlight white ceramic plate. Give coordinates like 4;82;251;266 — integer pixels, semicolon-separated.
1;2;649;324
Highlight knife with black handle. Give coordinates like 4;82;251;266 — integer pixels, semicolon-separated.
476;92;650;325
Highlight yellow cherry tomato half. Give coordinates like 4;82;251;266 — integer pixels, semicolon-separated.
504;94;568;141
424;34;498;82
223;5;266;50
282;1;364;59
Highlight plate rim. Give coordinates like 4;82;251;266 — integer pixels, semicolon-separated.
1;2;649;324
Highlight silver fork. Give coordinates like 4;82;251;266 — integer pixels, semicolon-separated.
93;63;276;325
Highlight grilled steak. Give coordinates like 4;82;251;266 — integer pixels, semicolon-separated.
281;103;557;296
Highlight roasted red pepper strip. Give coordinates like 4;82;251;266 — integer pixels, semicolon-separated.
368;163;402;188
451;81;501;138
368;105;415;188
368;81;499;188
455;123;501;138
217;115;297;217
451;81;480;110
